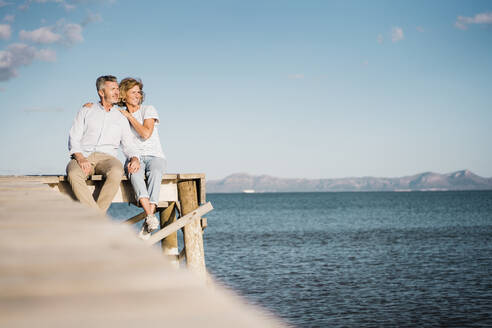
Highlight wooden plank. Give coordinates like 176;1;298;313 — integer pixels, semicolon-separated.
0;178;286;328
200;176;206;204
145;202;213;245
162;174;178;180
113;181;178;203
49;180;178;203
113;180;134;202
177;173;205;179
9;175;202;204
55;174;182;182
178;180;207;282
157;201;170;208
124;211;146;224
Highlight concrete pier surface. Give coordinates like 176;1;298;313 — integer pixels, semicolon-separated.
0;177;285;328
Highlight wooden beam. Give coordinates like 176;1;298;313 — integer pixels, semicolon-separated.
56;174;181;182
175;201;182;216
160;202;178;269
144;202;213;246
50;180;178;204
177;174;205;180
124;211;146;224
162;174;179;180
177;181;207;281
157;201;170;209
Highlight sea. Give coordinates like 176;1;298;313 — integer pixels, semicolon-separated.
108;191;492;327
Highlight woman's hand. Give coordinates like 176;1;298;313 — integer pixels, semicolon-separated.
119;108;132;119
83;102;93;108
127;157;140;174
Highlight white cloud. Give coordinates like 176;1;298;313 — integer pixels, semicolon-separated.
32;0;64;3
82;12;102;26
455;12;492;30
3;15;15;23
455;21;467;30
19;21;86;46
288;74;304;80
63;3;75;11
18;2;29;10
391;26;404;42
0;2;104;83
0;24;11;40
39;0;75;11
19;26;61;43
24;0;116;11
36;48;56;62
0;0;13;8
416;26;425;32
15;0;89;12
0;43;55;81
61;23;83;45
377;33;384;44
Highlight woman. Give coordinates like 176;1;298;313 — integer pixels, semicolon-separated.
118;78;167;239
86;78;167;239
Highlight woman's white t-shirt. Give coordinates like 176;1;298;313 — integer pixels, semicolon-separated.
129;105;166;159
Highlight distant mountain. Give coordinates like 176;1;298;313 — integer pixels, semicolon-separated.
207;170;492;193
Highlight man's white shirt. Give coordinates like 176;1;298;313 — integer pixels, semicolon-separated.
68;103;139;159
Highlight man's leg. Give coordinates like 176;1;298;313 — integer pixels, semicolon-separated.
66;156;98;210
94;153;124;212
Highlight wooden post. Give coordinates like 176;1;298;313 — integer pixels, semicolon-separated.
177;180;206;281
159;202;179;268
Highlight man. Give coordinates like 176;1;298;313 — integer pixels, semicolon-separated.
66;75;140;212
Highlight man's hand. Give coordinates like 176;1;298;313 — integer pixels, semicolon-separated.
118;108;132;119
127;157;140;174
73;153;92;176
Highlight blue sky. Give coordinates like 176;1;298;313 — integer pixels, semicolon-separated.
1;0;491;179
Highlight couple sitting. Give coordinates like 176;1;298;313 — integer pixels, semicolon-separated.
66;75;165;239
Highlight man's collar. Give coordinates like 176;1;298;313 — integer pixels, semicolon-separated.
97;102;117;112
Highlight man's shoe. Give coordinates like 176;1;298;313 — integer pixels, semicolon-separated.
138;223;151;240
145;214;159;232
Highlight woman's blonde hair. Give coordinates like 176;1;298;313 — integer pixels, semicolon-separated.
119;77;145;107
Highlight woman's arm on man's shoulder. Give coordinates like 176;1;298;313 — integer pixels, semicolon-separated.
119;108;156;140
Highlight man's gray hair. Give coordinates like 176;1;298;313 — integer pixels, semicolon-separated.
96;75;117;92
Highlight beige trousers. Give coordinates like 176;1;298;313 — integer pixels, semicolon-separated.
66;152;124;212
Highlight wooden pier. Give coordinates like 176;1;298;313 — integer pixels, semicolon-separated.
52;173;210;280
0;175;285;327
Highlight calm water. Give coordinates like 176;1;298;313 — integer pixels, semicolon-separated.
109;191;492;327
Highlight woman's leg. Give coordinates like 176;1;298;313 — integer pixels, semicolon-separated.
139;198;153;217
127;158;153;216
145;157;167;209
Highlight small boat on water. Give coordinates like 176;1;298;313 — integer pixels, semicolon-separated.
242;189;255;193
